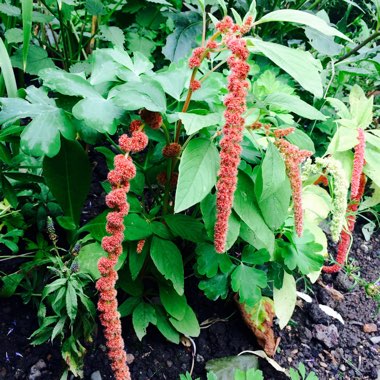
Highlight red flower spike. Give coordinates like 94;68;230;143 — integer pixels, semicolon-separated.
136;239;145;254
96;132;150;380
351;128;365;199
129;120;143;133
189;47;206;68
214;26;251;253
323;170;367;273
162;143;181;158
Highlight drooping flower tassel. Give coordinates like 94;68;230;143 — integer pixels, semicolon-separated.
96;122;148;380
323;173;366;273
274;129;312;237
350;128;365;198
214;17;252;253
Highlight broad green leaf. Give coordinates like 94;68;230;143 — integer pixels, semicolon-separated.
285;128;315;153
124;214;152;240
241;247;270;265
348;84;373;130
177;112;222;135
231;264;267;307
159;283;187;320
85;0;105;15
151;237;184;295
175;138;219;213
72;97;123;134
0;86;75;157
21;0;33;71
0;273;23;297
195;243;234;277
39;69;99;98
255;143;291;230
364;141;380;187
326;126;358;155
129;240;149;280
43;138;91;225
278;231;324;274
233;171;275;253
273;272;296;329
132;302;157;341
265;93;326;120
154;60;191;101
66;281;78;322
169;305;200;337
164;214;205;242
0;37;17;97
111;79;166;113
0;3;20;16
99;25;125;47
1;175;17;208
11;45;55;75
248;38;323;98
119;296;141;317
79;211;107;241
201;193;240;251
303;185;332;224
199;272;230;301
155;306;180;344
76;242;126;280
255;10;350;41
162;11;202;62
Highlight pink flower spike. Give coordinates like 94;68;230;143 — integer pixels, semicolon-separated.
351;128;365;198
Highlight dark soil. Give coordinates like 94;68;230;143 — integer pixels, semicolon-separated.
1;229;379;380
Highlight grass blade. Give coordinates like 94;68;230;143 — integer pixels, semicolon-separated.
21;0;33;71
0;37;17;98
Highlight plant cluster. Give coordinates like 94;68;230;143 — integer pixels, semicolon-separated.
0;0;379;378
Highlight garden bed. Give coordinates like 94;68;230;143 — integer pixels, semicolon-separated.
0;230;379;380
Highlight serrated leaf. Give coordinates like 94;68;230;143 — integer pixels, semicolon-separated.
231;264;267;307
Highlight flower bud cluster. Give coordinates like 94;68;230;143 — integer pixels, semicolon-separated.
96;122;148;380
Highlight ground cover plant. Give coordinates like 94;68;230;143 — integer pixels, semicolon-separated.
0;0;379;379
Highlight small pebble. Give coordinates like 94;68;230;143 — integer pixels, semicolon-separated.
90;371;102;380
370;336;380;344
363;323;378;333
339;364;346;371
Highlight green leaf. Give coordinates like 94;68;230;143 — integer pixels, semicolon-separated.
154;60;191;101
79;211;107;241
231;264;267;307
99;25;125;47
43;138;91;225
278;231;324;274
132;302;157;341
111;78;166;113
0;37;17;98
162;11;202;62
21;0;33;71
151;237;184;295
0;3;21;16
348;84;373;130
195;242;234;277
199;272;230;301
56;215;76;230
11;45;55;75
85;0;105;15
1;175;18;208
273;272;296;329
0;86;75;157
164;214;205;242
241;247;270;265
155;306;180;344
248;38;323;98
124;214;152;240
169;305;200;337
159;283;187;320
255;9;350;41
265;93;326;120
286;128;315;153
255;143;291;230
233;171;275;253
0;273;23;297
177;112;222;135
206;355;259;380
66;281;78;322
119;296;141;317
129;240;149;280
40;69;99;98
175;138;219;213
72;97;123;134
201;193;240;251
